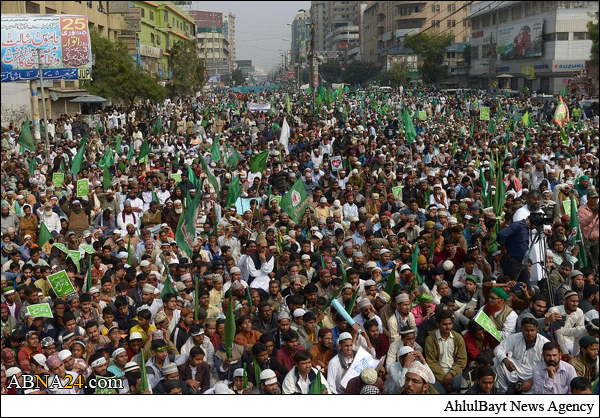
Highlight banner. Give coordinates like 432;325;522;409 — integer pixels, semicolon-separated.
47;270;77;297
170;173;181;185
497;20;543;60
246;102;271;112
1;15;92;82
27;303;53;318
52;173;64;187
418;110;427;120
480;107;490;120
77;179;89;197
330;156;343;171
474;310;502;342
235;197;255;216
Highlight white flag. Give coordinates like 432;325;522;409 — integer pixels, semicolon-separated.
279;117;290;151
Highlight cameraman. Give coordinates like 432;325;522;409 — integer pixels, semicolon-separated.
577;189;599;268
512;190;552;286
497;216;531;286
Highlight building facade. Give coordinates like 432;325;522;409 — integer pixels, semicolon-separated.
222;12;237;72
189;10;230;79
467;1;598;93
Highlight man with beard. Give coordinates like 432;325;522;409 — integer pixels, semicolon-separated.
532;342;578;394
117;201;141;234
548;290;585;352
478;286;518;340
554;269;585;306
352;299;383;333
493;317;549;394
400;354;436;395
389;293;417;342
142;201;162;234
247;235;274;292
516;294;562;336
60;196;91;237
164;200;183;232
580;284;599;322
303;327;333;373
542;261;572;304
569;336;599;382
364;319;389;360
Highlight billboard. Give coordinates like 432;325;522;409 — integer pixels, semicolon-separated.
497;20;543;60
1;15;92;82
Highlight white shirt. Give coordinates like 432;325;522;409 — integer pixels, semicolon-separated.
476;305;518;340
493;333;549;382
46;371;81;394
548;306;585;346
326;354;353;394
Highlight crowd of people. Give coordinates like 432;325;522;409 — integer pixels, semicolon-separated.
0;85;598;395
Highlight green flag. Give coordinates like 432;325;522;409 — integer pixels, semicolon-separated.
138;138;151;162
139;348;149;394
279;178;309;224
225;176;241;208
308;370;326;394
227;148;242;169
224;292;236;358
210;136;222;163
86;254;93;292
152;189;160;204
28;156;37;177
37;222;52;247
153;117;162;135
103;166;112;190
249;151;269;174
174;181;203;258
115;135;122;154
252;355;261;388
286;94;292;116
70;142;86;175
488;119;496;134
17;117;35;152
188;166;199;188
199;156;220;193
569;195;587;267
560;127;569;144
384;264;396;296
403;110;417;143
409;247;423;291
346;287;360;315
521;111;530;127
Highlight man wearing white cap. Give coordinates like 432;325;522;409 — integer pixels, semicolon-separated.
388;293;417;342
352;298;383;333
326;331;356;394
401;361;435;394
250;369;282;394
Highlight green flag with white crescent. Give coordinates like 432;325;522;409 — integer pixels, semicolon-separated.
279;178;309;224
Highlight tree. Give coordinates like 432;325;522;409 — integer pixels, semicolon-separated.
341;61;378;86
320;61;343;84
588;12;599;66
386;62;407;87
169;40;206;95
231;68;245;86
404;32;453;86
82;29;168;108
462;45;472;66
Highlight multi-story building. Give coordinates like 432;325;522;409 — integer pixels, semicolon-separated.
1;0;123;120
467;1;598;93
324;1;362;56
125;1;196;79
291;11;312;68
311;1;328;52
362;1;472;85
222;12;237;71
236;60;255;77
190;10;230;79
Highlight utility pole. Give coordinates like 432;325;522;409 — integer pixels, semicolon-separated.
488;32;493;92
37;48;50;163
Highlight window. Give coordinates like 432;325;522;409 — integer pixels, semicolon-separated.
573;32;589;40
431;4;440;12
556;32;569;41
472;18;480;30
492;13;496;24
542;33;556;42
150;11;154;21
448;4;456;12
140;8;145;18
512;5;522;19
164;10;168;23
25;1;40;13
433;20;440;28
471;46;479;60
499;10;508;23
481;15;490;27
463;19;470;27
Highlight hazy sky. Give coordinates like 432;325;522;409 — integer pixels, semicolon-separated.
191;1;311;71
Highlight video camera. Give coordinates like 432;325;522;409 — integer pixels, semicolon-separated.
528;208;553;229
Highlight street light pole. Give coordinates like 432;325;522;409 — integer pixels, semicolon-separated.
37;48;50;163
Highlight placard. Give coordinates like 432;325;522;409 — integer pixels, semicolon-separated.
27;303;54;318
77;179;89;197
418;110;427;120
47;270;77;298
330;156;343;171
53;173;65;187
480;107;490;121
392;186;403;199
474;310;502;342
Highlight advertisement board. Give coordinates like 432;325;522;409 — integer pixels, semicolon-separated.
1;14;92;82
497;20;543;60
